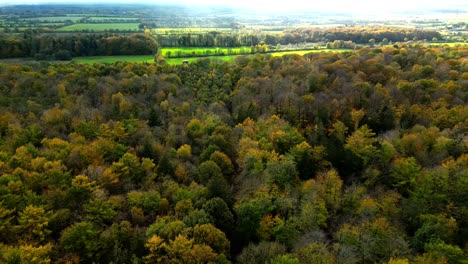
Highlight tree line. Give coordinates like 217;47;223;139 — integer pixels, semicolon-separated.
155;27;442;47
0;31;158;60
0;43;466;263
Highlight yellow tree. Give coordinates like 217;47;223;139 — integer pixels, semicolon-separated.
345;125;379;165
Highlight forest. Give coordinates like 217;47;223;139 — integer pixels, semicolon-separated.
0;42;466;263
0;27;444;61
0;32;159;59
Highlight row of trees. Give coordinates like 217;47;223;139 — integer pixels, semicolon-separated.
0;31;158;59
155;27;442;47
0;43;466;263
285;26;443;43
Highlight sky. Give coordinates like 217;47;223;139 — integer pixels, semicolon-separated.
1;0;467;13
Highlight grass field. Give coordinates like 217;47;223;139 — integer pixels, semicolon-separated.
426;42;467;46
24;16;84;22
160;46;252;57
72;48;350;64
88;17;139;21
73;55;154;64
39;23;66;26
58;23;140;31
154;28;232;34
270;49;351;56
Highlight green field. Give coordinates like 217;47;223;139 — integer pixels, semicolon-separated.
38;23;66;26
154;28;232;34
73;55;154;64
270;49;350;56
58;23;140;31
88;17;139;21
160;46;252;57
72;48;350;65
24;16;84;22
426;42;467;46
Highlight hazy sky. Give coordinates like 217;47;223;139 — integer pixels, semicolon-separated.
2;0;467;13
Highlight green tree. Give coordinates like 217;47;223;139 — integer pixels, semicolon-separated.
16;205;51;244
202;197;234;233
266;157;299;190
84;198;117;226
193;224;230;254
345;125;379;165
60;221;102;262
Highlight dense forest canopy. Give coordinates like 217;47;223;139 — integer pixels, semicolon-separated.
0;43;466;263
0;32;159;59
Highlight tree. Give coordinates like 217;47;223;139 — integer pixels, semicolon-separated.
193;224;230;254
0;243;52;264
389;157;421;194
290;141;328;180
16;205;51;244
127;190;161;214
60;221;102;262
269;255;301;264
345;125;379;165
84;198;117;226
197;160;223;184
237;241;287;264
0;201;15;243
235;197;274;243
316;169;343;213
295;243;335;264
144;235;166;263
423;240;465;264
202;197;234;233
111;152;149;186
266;157;299;190
210;151;234;177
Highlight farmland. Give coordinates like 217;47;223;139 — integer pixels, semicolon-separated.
58;23;141;31
23;16;84;22
88;17;139;21
161;46;253;57
71;48;351;64
153;28;232;34
73;55;154;64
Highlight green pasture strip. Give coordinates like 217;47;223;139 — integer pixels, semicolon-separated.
38;23;65;26
73;55;154;64
58;23;140;31
165;55;237;64
71;48;350;65
270;49;351;56
154;27;232;34
88;17;139;21
66;14;98;16
426;42;467;46
160;46;253;57
24;16;84;22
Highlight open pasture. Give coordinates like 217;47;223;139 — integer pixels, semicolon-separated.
72;48;350;64
23;16;84;22
154;27;232;34
88;17;139;22
160;46;252;57
58;23;140;31
73;55;154;64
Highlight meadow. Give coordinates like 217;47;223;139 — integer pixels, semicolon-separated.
153;28;232;34
88;17;139;22
161;46;253;57
72;55;154;64
72;48;349;64
23;16;84;22
58;23;140;31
